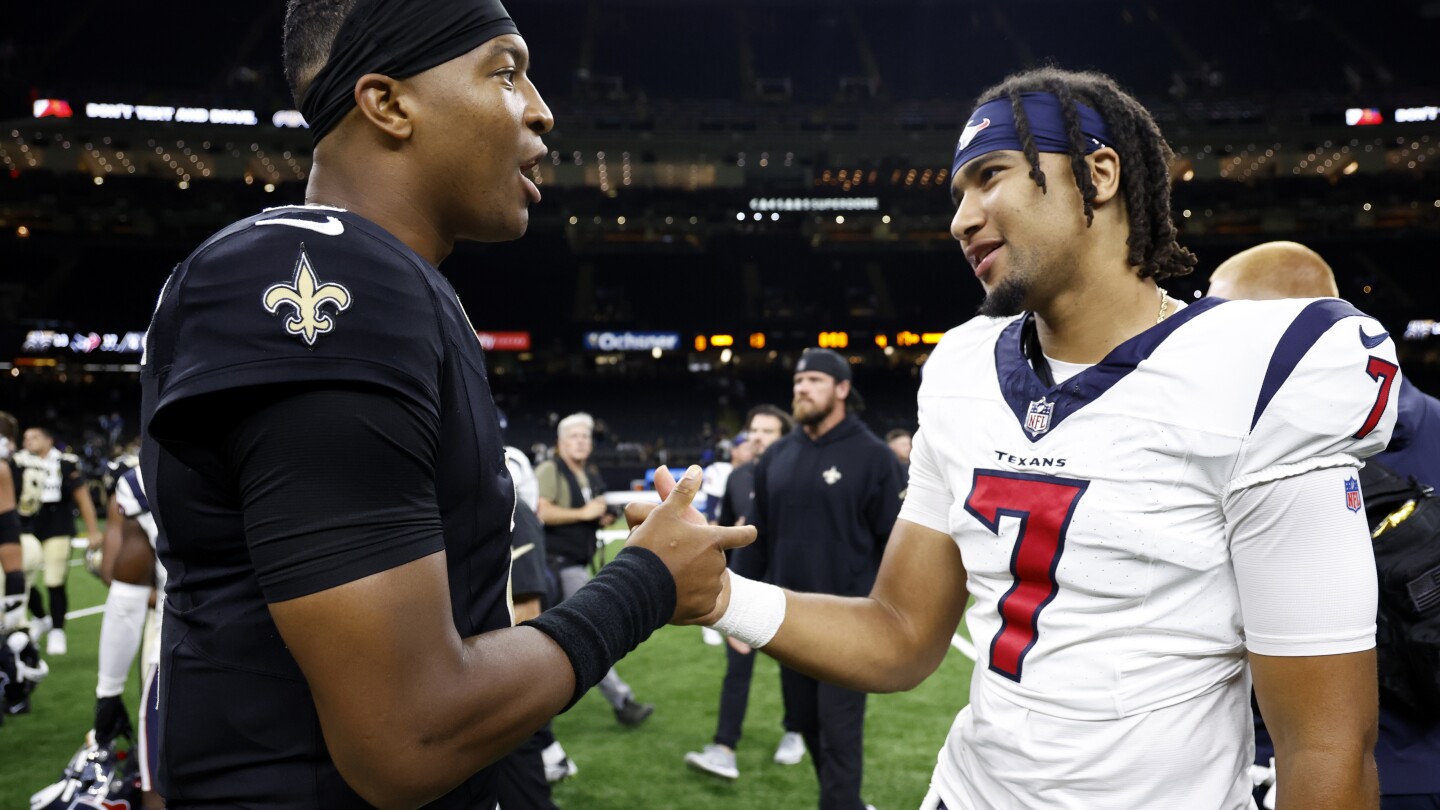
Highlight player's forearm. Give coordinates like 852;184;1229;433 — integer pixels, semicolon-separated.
327;625;574;810
76;490;100;534
536;501;589;525
764;590;952;693
1274;747;1379;810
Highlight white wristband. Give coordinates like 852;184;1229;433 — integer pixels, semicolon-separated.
708;571;786;649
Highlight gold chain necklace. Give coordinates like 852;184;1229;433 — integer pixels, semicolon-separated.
1156;286;1170;324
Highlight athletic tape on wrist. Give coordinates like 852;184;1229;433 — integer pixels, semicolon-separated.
523;546;675;710
708;571;786;649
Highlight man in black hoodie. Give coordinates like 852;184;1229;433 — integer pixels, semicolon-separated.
732;348;905;810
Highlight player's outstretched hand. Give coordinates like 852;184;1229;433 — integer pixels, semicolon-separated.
624;465;754;625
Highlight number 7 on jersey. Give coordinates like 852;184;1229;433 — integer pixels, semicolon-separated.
965;470;1089;682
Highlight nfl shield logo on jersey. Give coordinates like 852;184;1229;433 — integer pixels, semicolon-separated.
1344;476;1362;513
1025;397;1055;437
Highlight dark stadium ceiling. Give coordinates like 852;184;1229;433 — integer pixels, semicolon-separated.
7;1;1439;114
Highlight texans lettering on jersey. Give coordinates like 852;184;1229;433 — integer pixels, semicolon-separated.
899;297;1399;809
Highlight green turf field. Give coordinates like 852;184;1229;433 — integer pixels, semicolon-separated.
1;544;146;803
2;542;975;809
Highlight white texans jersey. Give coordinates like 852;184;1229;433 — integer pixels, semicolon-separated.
898;297;1400;809
114;467;167;595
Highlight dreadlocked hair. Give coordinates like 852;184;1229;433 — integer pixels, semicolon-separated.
282;0;362;108
973;67;1197;281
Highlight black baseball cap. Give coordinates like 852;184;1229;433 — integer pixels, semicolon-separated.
796;348;864;410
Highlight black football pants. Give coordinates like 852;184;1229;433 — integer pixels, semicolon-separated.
780;666;867;810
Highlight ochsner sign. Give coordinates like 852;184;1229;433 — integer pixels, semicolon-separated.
583;331;681;352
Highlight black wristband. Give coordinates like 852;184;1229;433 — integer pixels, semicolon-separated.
0;510;18;545
522;546;676;710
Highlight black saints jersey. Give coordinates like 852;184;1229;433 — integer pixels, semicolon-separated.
140;205;515;808
10;448;84;539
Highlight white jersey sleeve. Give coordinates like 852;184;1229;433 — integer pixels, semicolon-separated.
1226;465;1378;656
1223;300;1396;656
897;426;951;534
1230;300;1400;491
114;469;150;519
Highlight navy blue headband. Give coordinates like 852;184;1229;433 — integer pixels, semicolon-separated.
301;0;519;145
951;92;1114;177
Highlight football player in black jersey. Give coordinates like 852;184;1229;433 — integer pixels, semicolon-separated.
138;2;753;808
13;425;101;656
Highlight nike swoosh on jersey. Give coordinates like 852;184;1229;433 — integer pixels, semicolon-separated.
1359;325;1390;349
254;216;345;236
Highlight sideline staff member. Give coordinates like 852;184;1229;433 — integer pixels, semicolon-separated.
139;2;753;808
732;349;905;809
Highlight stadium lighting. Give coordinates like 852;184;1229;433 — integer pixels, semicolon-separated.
720;348;733;364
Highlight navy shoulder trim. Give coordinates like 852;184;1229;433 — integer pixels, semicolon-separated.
1250;298;1369;430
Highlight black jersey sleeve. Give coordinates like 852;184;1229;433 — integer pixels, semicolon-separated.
146;213;444;439
60;455;85;495
224;385;447;603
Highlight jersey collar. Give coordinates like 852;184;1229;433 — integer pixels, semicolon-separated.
994;296;1227;442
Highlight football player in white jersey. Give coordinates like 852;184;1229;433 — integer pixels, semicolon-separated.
94;465;166;807
643;67;1396;810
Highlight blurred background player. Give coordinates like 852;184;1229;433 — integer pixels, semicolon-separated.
506;443;577;786
12;425;101;655
700;437;740;526
1209;241;1440;810
0;412;25;637
536;411;655;726
686;403;806;779
701;434;750;645
884;429;911;468
498;446;563;810
90;462;165;808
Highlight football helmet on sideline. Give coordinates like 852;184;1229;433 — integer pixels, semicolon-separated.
28;731;141;810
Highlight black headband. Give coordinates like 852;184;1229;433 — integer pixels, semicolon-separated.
300;0;519;145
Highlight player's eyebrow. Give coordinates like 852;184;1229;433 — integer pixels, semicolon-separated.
951;153;1007;206
485;42;529;70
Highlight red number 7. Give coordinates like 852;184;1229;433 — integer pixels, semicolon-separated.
964;470;1088;682
1355;356;1399;440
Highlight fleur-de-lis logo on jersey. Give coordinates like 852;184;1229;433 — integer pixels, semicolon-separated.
822;466;842;485
263;245;352;346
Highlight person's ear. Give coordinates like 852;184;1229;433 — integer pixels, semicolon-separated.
1087;147;1121;206
353;73;414;141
